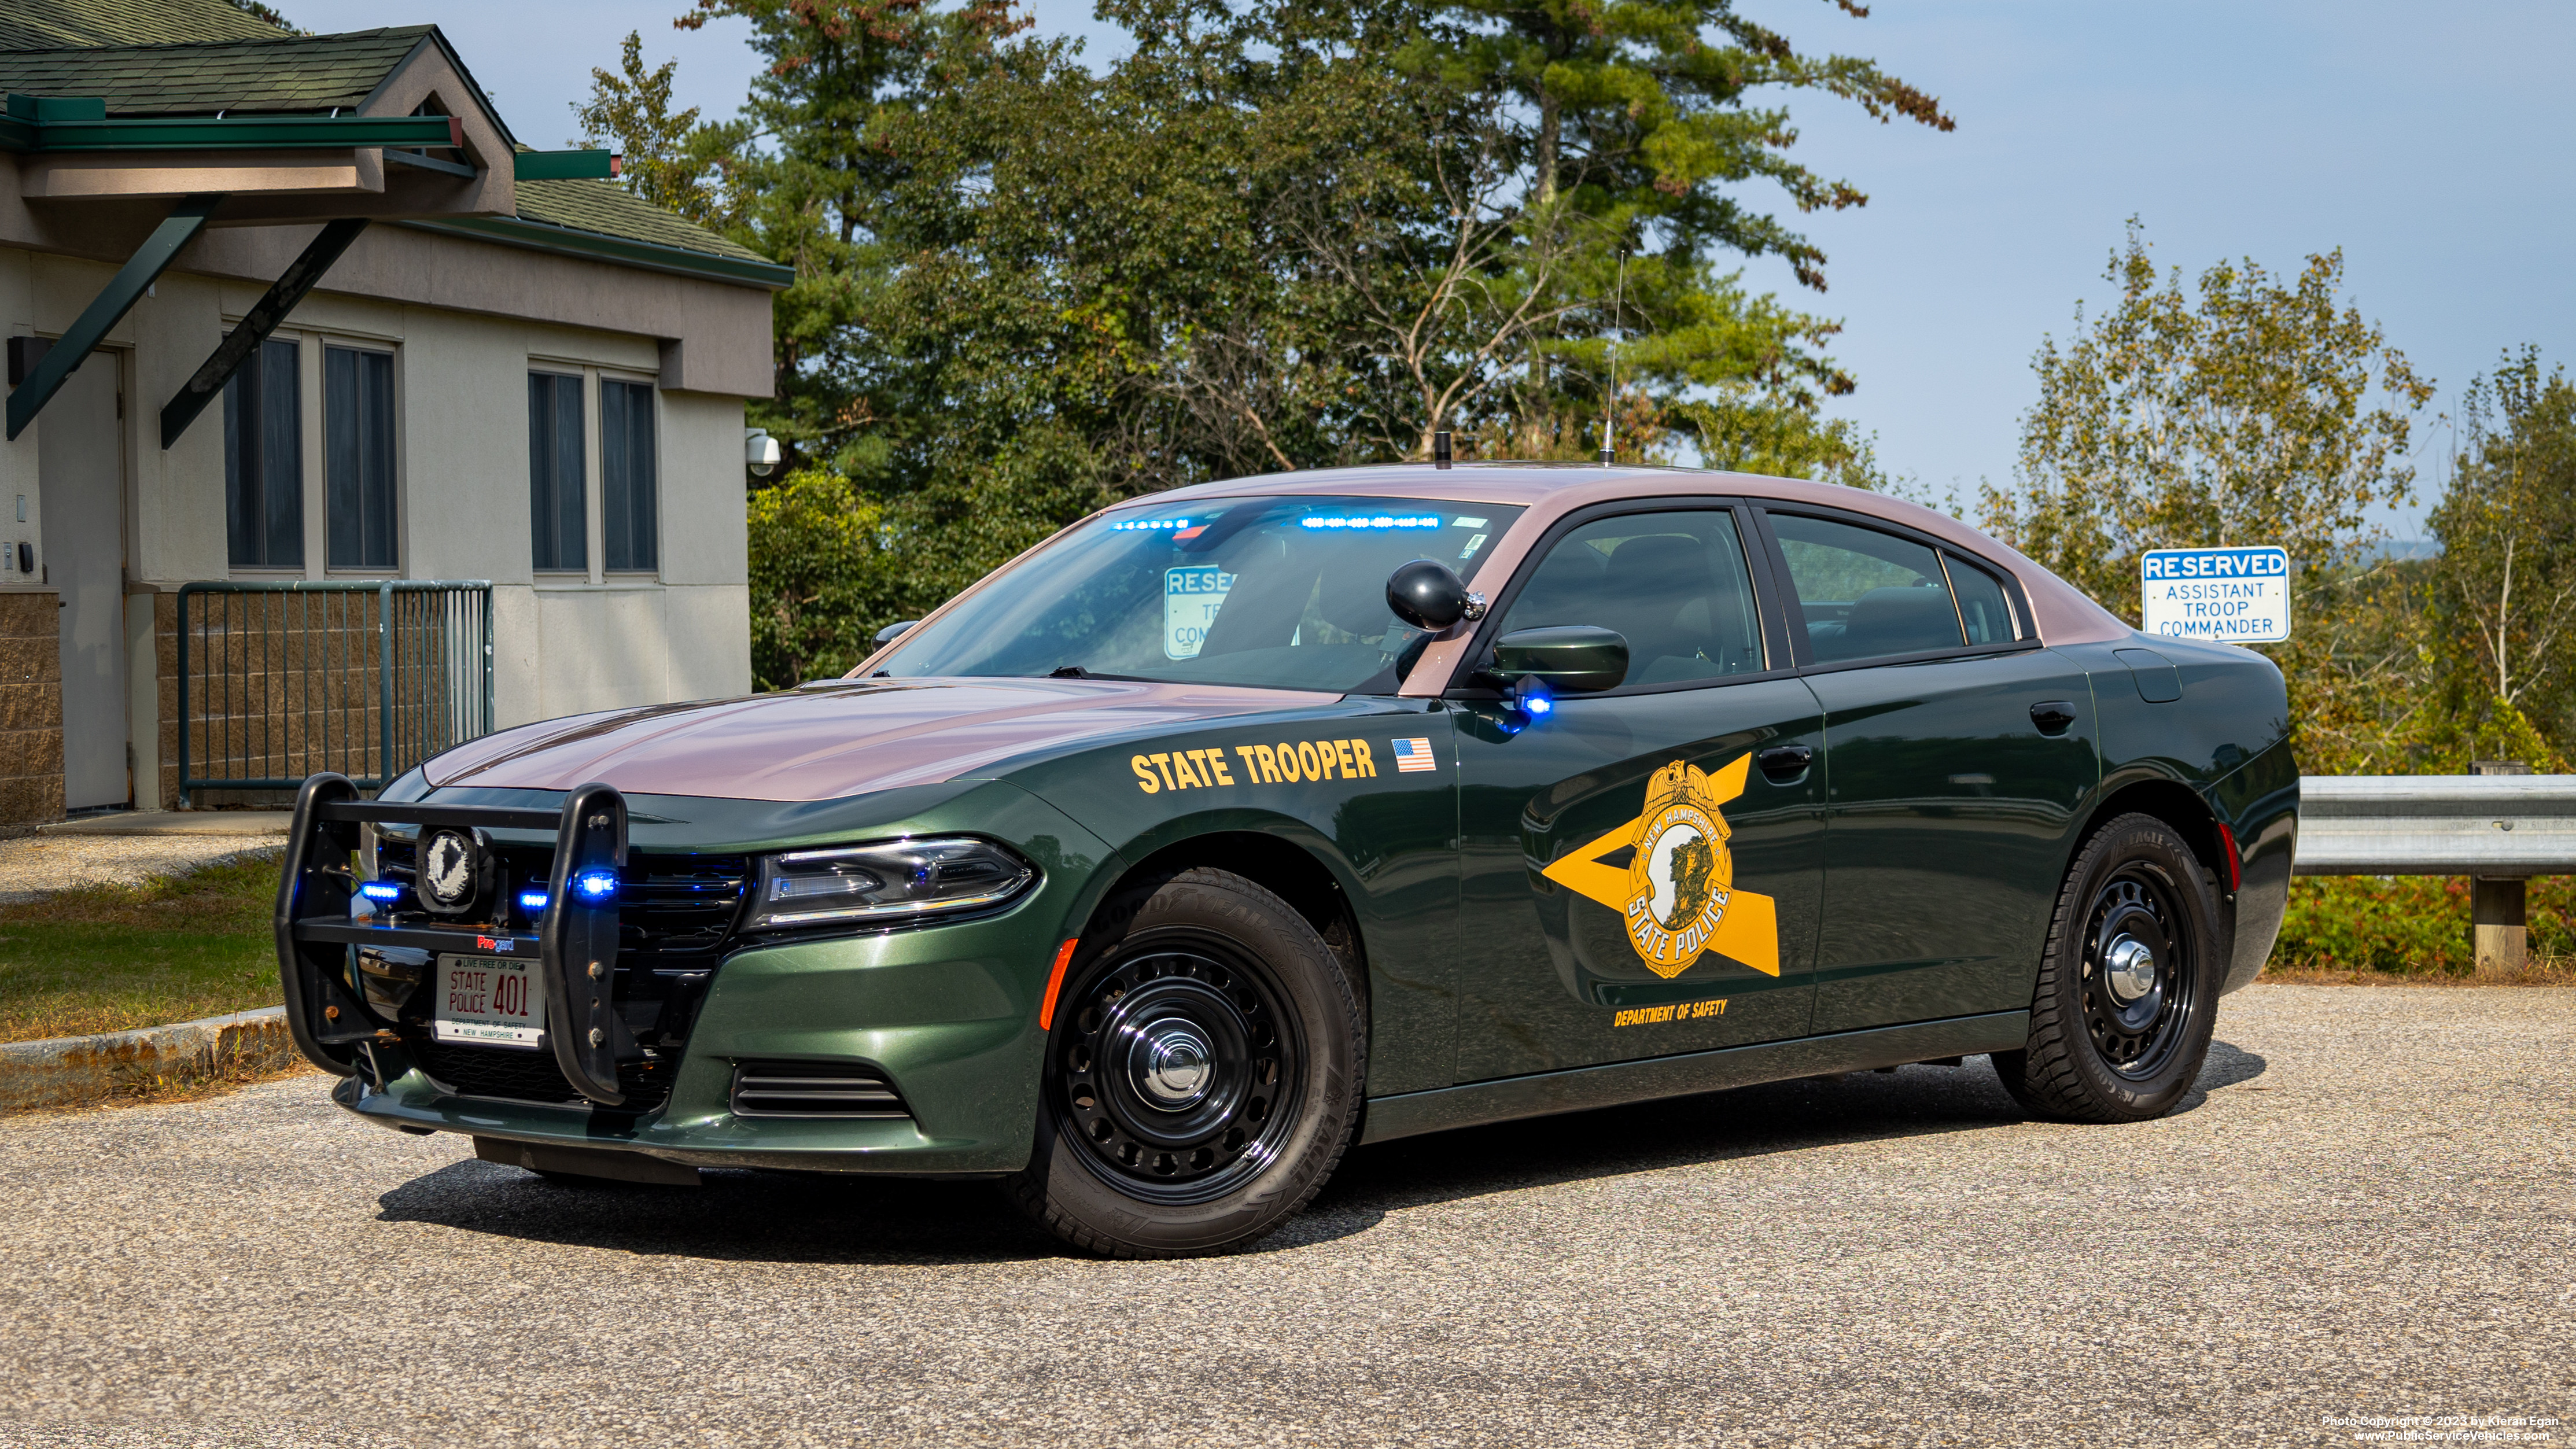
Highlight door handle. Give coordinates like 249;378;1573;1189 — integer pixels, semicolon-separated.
1756;744;1812;781
2029;700;2077;736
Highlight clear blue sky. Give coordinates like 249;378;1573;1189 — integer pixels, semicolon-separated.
294;0;2576;539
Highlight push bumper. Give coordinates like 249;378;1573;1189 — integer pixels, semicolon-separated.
333;887;1079;1175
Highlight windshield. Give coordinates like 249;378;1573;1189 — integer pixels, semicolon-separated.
878;496;1524;692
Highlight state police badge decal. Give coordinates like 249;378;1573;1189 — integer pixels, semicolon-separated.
1541;752;1781;979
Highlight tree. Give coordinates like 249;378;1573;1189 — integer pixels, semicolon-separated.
2426;349;2576;765
1986;221;2436;612
1985;223;2438;773
597;0;1951;676
570;31;745;226
1404;0;1954;460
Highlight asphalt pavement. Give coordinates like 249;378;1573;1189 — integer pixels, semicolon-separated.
1;985;2569;1448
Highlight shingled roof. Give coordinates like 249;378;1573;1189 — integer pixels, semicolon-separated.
0;0;283;51
0;27;429;115
0;1;786;285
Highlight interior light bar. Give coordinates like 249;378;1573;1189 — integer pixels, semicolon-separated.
1299;515;1442;530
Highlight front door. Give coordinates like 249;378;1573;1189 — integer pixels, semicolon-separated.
1758;508;2100;1034
1451;505;1825;1082
38;353;127;811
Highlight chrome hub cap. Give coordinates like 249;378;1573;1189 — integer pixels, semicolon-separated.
1132;1023;1215;1109
2102;935;2158;1004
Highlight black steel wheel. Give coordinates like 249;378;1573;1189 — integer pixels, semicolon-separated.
1996;813;2223;1123
1055;944;1302;1203
2077;865;2195;1078
1005;867;1363;1257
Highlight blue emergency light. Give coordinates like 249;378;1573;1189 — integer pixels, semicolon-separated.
359;881;403;902
573;871;620;901
518;891;549;912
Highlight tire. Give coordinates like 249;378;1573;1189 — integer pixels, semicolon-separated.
1004;867;1365;1258
1995;813;2223;1123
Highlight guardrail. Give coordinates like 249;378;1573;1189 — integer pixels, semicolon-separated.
2294;769;2563;971
176;581;493;804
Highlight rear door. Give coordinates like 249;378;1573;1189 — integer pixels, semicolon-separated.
1756;507;2099;1034
1448;503;1826;1082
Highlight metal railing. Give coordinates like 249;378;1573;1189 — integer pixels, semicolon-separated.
2293;770;2567;972
2293;774;2576;876
176;581;493;802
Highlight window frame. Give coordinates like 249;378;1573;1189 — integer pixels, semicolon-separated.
1435;496;1801;700
320;339;401;576
1748;503;2040;674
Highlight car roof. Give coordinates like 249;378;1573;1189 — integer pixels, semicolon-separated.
1116;463;2131;670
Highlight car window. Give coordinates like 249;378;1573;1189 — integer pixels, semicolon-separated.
1944;552;2020;645
1492;510;1766;687
1769;513;1965;664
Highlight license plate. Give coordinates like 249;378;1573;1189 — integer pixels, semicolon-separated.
433;954;545;1049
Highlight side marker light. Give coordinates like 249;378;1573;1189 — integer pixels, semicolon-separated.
2215;822;2243;892
1039;938;1079;1030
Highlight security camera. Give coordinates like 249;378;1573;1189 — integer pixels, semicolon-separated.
746;428;783;478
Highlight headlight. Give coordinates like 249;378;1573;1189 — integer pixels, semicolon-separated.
745;837;1035;930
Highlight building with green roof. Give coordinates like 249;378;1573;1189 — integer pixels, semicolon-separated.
0;0;787;823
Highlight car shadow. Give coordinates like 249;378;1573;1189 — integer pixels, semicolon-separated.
375;1044;2267;1264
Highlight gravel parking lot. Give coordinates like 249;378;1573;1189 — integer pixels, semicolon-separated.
1;984;2569;1448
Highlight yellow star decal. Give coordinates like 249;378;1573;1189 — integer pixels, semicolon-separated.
1539;751;1781;978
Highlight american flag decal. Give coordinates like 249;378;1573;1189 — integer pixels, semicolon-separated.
1392;737;1436;773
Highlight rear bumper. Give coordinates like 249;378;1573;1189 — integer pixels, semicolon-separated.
2210;737;2299;994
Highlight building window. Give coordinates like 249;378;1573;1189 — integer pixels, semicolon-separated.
323;345;396;570
528;371;585;572
223;337;301;567
601;379;658;572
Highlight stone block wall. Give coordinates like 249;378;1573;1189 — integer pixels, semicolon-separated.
0;592;64;825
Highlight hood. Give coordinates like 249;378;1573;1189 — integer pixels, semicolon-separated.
422;678;1339;802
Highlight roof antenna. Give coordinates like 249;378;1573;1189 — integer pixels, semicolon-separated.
1599;249;1627;467
1433;429;1452;469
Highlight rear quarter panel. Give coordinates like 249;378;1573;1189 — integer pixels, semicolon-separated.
2057;635;2296;993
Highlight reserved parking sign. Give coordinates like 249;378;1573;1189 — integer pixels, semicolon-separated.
2140;547;2291;644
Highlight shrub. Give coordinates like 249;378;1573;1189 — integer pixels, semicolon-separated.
2272;875;2576;975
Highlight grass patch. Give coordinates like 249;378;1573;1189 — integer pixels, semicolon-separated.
0;850;285;1044
2271;874;2576;983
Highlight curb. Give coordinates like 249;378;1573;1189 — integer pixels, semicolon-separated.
0;1006;299;1114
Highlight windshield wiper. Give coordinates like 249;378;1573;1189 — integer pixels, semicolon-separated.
1049;665;1088;679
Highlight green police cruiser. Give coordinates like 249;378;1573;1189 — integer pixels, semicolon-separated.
277;463;2298;1257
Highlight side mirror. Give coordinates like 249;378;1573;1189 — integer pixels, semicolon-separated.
873;620;919;649
1385;559;1480;631
1491;626;1627;694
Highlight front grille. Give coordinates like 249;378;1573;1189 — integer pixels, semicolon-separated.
731;1061;911;1119
412;1037;677;1114
371;838;749;1112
